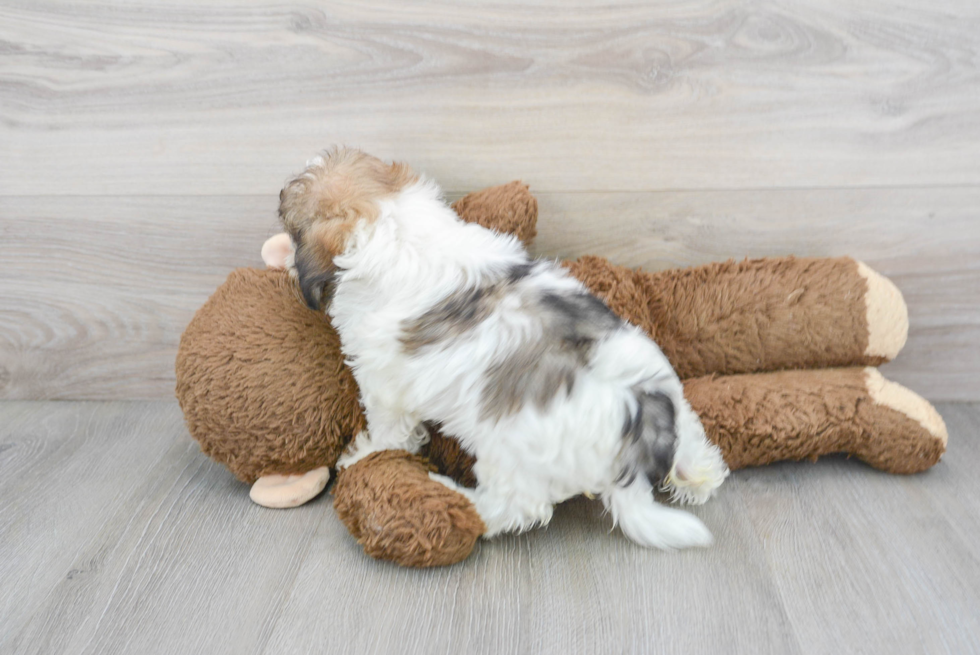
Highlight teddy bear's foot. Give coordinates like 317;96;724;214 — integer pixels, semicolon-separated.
857;262;908;360
859;368;948;473
249;467;331;508
684;367;947;474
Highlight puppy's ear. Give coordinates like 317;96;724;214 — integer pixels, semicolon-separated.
294;220;353;311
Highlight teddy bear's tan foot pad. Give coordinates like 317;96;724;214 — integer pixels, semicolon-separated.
865;368;948;446
249;467;331;508
857;262;908;360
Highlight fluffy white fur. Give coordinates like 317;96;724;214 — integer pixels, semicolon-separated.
321;179;729;549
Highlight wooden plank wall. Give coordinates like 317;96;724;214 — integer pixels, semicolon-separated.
2;0;978;400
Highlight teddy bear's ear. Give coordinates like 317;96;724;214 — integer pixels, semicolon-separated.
261;233;294;269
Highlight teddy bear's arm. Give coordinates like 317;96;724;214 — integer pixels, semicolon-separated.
684;367;946;474
450;181;538;247
567;255;908;379
332;449;485;567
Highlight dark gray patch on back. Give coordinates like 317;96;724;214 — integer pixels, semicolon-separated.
538;291;622;344
617;390;677;487
400;260;535;353
401;285;503;353
479;290;623;422
506;261;536;283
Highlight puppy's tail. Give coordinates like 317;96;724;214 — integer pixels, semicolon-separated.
603;480;714;549
617;390;677;490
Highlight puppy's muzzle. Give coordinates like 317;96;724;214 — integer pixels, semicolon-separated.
294;243;338;312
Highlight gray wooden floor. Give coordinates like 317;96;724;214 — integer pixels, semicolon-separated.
2;400;978;655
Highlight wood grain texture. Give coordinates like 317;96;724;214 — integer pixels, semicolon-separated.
1;400;978;654
0;403;199;653
0;195;278;400
1;1;979;194
735;403;980;655
2;189;976;400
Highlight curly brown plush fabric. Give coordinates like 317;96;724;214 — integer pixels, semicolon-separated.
684;368;945;474
566;255;880;380
333;450;485;567
176;268;365;483
451;181;537;247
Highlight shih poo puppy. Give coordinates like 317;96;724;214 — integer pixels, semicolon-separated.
280;147;729;549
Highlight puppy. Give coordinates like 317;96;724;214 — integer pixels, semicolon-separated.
280;147;729;549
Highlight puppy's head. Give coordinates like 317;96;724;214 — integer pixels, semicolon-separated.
279;146;418;310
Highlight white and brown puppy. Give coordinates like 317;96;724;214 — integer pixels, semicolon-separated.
280;148;729;549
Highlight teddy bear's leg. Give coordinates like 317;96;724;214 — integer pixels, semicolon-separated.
567;255;909;378
248;467;331;508
683;368;947;474
332;450;485;567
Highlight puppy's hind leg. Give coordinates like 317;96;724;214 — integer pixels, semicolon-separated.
429;472;552;537
471;485;556;538
602;480;714;549
665;398;729;505
448;459;556;537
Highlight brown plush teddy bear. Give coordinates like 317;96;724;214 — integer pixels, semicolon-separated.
175;182;947;567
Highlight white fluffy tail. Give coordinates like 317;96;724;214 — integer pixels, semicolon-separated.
603;481;714;550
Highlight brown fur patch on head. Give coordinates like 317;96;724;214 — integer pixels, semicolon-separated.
279;146;419;309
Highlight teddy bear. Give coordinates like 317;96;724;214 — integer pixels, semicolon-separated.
175;182;946;567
